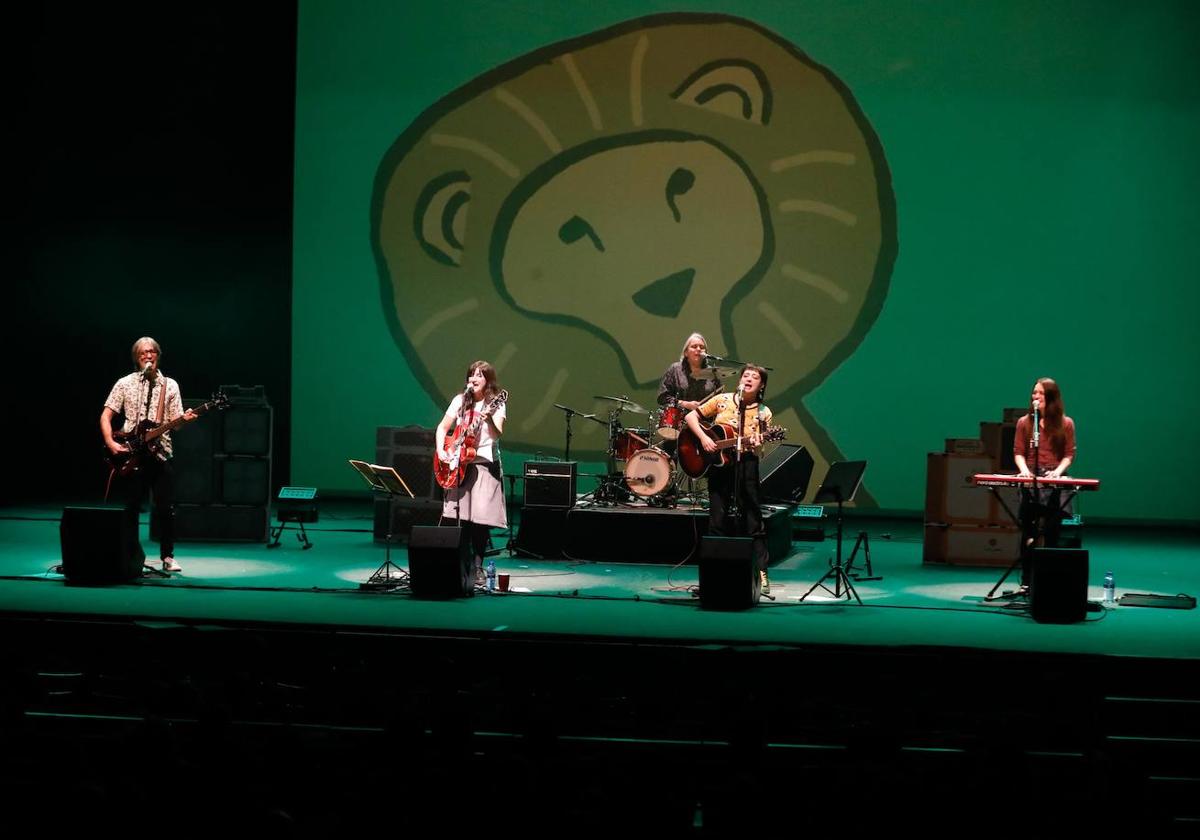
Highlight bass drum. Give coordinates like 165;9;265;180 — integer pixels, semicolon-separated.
623;447;676;498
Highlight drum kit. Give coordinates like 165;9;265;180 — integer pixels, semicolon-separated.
589;394;692;506
549;355;753;506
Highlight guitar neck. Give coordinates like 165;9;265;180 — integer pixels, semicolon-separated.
143;401;214;442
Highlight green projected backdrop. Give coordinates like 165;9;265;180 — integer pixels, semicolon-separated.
294;0;1200;521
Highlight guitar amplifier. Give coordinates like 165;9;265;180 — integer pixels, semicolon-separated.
523;461;577;509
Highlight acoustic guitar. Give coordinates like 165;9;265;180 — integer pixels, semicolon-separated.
677;420;786;479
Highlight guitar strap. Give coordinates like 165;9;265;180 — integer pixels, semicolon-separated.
155;377;168;423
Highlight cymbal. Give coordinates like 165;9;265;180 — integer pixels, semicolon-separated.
593;395;647;414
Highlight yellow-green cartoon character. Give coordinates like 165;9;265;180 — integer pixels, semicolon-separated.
373;13;896;497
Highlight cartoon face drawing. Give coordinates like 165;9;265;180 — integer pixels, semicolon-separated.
373;13;896;481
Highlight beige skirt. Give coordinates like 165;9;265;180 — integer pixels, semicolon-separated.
441;460;508;528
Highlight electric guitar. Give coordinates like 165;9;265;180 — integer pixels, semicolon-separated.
433;389;508;489
104;392;230;477
677;420;787;479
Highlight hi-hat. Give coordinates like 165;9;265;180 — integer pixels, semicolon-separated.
593;395;647;414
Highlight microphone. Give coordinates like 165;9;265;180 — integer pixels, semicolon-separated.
141;363;154;377
1032;401;1040;447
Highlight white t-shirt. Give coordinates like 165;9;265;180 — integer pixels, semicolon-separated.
444;394;506;463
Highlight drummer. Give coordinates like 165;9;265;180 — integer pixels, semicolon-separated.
656;333;723;444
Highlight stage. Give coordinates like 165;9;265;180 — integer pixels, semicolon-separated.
2;501;1198;832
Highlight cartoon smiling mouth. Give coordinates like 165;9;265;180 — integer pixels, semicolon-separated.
632;268;696;318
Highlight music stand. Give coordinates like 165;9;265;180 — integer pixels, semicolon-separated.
349;459;415;590
799;460;868;605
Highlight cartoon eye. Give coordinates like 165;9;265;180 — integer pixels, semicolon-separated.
414;171;471;266
670;60;772;126
558;214;605;252
665;167;695;222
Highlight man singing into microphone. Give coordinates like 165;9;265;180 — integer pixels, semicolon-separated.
100;337;196;573
684;364;774;593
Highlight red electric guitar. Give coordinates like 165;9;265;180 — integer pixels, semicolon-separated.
433;389;508;489
677;420;787;479
104;392;229;477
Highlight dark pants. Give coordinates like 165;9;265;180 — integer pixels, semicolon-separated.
706;454;769;573
111;457;176;561
1018;484;1071;585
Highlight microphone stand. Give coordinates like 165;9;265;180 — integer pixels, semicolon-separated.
552;403;600;461
703;354;774;372
988;403;1043;600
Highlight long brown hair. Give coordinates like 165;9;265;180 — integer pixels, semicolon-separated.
1036;376;1065;445
465;361;501;402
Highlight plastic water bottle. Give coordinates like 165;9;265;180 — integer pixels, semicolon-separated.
1103;570;1115;605
486;557;496;591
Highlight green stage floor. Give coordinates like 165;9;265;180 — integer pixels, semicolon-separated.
2;503;1197;660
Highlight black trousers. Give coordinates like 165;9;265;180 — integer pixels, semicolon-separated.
1017;485;1071;585
111;457;177;560
706;454;769;573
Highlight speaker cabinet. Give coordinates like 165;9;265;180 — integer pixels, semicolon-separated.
699;536;760;610
373;497;443;541
408;525;474;599
173;398;217;504
60;506;145;585
221;405;273;456
220;456;271;506
759;444;815;504
153;503;270;542
376;425;442;502
523;461;577;508
1030;547;1089;624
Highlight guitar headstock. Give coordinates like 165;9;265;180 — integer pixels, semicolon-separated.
211;391;231;410
765;425;787;443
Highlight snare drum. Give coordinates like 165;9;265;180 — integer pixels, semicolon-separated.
612;428;649;461
623;447;676;497
656;405;684;440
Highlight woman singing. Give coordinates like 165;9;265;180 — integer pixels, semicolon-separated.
657;332;722;414
436;361;507;585
1013;377;1077;582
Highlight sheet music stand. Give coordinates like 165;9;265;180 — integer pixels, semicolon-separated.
350;459;415;590
799;460;868;605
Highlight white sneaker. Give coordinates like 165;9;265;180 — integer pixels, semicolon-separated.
162;557;182;573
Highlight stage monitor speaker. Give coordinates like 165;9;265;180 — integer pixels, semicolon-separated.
699;536;760;610
60;506;144;585
408;525;474;599
1030;547;1088;624
523;461;577;508
760;444;815;504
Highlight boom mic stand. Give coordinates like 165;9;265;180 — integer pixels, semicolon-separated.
799;461;869;605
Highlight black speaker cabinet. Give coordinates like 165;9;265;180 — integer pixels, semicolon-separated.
60;506;145;585
523;461;577;508
376;425;442;502
1030;547;1089;624
408;525;474;599
699;536;760;610
760;444;815;504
